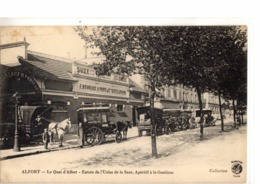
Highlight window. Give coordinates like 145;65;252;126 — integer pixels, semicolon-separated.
131;93;142;99
117;104;124;112
174;90;177;99
168;88;171;98
101;114;107;123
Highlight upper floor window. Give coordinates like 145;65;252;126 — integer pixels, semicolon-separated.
168;89;171;98
117;104;124;112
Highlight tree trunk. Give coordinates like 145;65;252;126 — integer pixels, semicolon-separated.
218;92;224;131
232;98;237;128
197;87;204;140
237;102;244;125
150;86;158;158
241;112;244;125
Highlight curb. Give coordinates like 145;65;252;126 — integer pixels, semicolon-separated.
0;145;79;161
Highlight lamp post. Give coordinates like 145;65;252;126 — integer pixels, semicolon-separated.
12;92;21;152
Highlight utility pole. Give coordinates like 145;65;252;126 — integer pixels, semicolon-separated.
13;92;21;152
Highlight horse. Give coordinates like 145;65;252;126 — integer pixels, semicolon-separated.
36;117;71;147
113;121;132;140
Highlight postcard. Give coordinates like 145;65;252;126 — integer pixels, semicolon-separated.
0;24;247;183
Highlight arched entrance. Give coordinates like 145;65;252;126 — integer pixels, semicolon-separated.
1;68;42;125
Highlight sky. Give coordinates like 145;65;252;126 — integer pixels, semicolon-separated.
0;27;89;64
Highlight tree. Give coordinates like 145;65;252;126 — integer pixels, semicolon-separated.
75;25;247;145
204;26;247;131
162;27;218;139
221;50;247;127
162;26;247;137
74;26;179;157
215;26;247;127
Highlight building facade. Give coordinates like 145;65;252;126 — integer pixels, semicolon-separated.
0;50;147;132
134;75;222;113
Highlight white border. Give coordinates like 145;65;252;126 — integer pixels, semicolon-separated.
0;18;251;26
0;17;257;184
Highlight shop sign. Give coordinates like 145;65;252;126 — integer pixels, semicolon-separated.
72;62;128;83
4;71;41;94
78;83;128;97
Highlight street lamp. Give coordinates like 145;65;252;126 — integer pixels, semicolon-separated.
12;92;21;152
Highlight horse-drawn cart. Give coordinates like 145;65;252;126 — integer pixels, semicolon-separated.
195;109;216;127
0;105;53;148
77;106;131;146
20;106;53;140
163;109;192;133
136;106;165;136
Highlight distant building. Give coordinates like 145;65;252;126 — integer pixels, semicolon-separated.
135;76;222;113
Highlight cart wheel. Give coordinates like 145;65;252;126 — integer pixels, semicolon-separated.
85;127;104;146
115;132;122;143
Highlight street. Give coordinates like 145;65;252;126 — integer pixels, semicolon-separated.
0;118;247;183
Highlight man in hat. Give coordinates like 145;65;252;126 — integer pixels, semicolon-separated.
42;128;50;150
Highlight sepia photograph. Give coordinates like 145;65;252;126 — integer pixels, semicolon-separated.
0;25;247;183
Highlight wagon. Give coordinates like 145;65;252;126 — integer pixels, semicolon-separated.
77;106;123;146
0;105;52;148
195;109;216;127
135;106;165;136
20;106;53;139
163;109;191;133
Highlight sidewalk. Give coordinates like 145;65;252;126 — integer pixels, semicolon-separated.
0;127;139;161
0;134;79;160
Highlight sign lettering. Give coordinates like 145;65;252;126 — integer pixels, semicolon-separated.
73;63;128;83
5;71;41;94
78;83;127;96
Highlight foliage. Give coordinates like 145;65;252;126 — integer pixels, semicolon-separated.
74;25;247;143
75;26;184;157
75;26;181;89
159;26;247;136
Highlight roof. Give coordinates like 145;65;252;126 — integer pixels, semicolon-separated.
129;78;147;93
0;40;29;50
27;50;73;63
17;50;75;81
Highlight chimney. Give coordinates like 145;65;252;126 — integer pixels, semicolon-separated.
24;37;30;59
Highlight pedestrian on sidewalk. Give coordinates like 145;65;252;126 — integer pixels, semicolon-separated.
42;128;50;150
78;122;84;148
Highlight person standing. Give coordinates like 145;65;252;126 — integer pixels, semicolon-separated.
78;122;84;148
42;128;50;150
